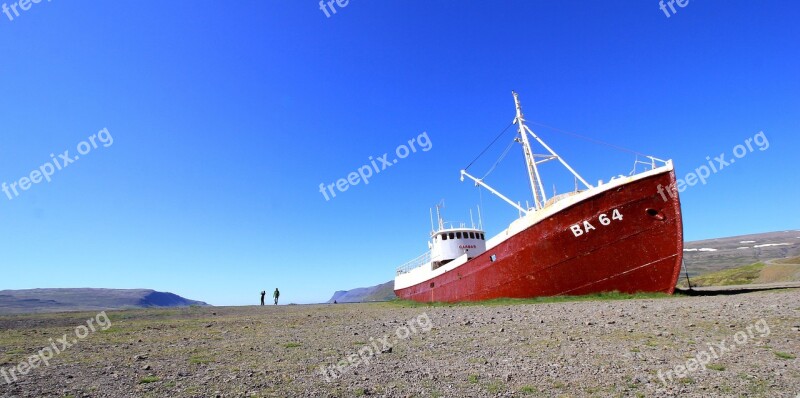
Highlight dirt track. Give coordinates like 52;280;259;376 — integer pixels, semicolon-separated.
1;290;799;397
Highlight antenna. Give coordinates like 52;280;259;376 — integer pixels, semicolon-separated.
477;205;483;230
429;207;435;235
469;209;475;229
435;200;445;231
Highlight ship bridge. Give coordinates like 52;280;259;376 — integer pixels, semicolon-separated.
395;203;487;276
430;228;486;269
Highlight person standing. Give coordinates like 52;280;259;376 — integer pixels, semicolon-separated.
273;288;280;305
260;290;266;306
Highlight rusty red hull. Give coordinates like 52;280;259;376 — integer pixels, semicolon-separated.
395;170;683;302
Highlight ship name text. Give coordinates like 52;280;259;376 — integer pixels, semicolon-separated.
569;209;623;237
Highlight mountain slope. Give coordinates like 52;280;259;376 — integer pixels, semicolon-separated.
0;288;208;315
326;281;395;303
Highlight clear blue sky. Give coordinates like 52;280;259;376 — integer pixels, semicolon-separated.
1;1;798;305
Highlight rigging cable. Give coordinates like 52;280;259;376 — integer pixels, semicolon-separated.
682;259;693;290
526;120;649;157
481;138;517;180
463;122;515;171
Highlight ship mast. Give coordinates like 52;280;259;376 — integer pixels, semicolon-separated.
513;91;547;210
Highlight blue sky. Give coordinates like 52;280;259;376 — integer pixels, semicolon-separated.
1;1;798;305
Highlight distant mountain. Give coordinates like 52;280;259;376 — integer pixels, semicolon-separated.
326;281;395;303
681;230;800;278
0;288;208;315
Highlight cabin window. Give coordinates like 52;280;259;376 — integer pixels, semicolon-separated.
449;232;455;239
481;233;485;240
490;254;496;262
469;232;475;239
441;234;448;241
456;232;462;239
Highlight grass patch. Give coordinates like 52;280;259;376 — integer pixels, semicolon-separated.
467;374;479;383
283;342;302;348
99;325;125;334
139;376;160;384
519;386;538;394
386;291;674;308
774;351;796;360
707;363;726;371
678;262;765;287
189;355;214;364
486;381;504;394
772;256;800;265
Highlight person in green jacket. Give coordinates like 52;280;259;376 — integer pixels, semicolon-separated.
273;288;280;305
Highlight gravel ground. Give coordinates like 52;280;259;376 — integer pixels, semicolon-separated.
0;290;798;397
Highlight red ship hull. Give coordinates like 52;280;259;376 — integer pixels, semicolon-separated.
394;169;683;302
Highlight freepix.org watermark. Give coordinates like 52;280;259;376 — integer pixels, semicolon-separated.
318;0;350;18
318;131;432;201
657;318;770;386
658;0;690;18
1;311;112;385
2;0;50;22
319;312;432;382
656;131;768;202
2;127;113;201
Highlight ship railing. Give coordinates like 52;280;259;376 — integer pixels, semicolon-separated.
630;156;670;176
396;251;432;275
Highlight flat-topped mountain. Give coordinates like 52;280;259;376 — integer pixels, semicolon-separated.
0;288;208;315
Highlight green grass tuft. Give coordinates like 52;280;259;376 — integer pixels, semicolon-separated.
386;291;674;308
774;351;795;360
189;355;214;364
678;262;765;287
139;376;160;384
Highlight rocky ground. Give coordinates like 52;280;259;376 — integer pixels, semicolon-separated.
0;290;798;397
